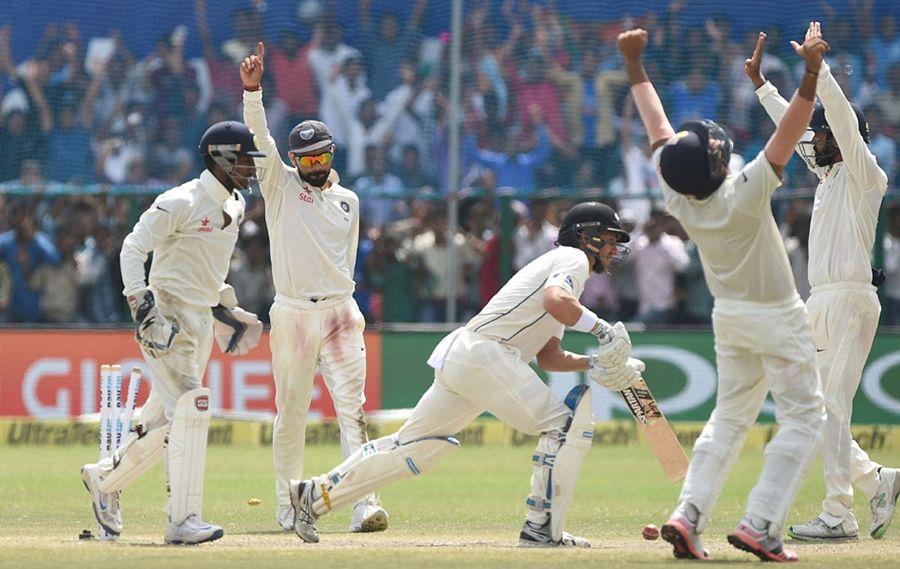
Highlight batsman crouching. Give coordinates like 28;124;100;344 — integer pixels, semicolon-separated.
288;202;645;547
80;121;265;545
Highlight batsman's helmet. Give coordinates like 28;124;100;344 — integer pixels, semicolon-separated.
798;102;870;168
199;121;266;190
659;119;732;200
557;202;630;272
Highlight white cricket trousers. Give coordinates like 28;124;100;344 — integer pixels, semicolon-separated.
140;292;215;430
399;329;571;442
807;282;883;526
270;295;369;507
679;295;825;534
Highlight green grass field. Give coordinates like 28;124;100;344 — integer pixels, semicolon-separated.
2;442;900;568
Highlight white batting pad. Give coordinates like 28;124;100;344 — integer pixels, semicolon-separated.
98;425;167;493
310;433;459;515
165;388;212;525
527;384;595;542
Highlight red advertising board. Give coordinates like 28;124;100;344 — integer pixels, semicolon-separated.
0;330;382;419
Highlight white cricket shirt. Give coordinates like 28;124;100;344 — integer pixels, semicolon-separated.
656;149;798;303
120;170;244;307
243;89;360;304
755;62;888;289
464;246;590;362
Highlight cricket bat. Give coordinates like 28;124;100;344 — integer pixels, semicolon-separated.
620;378;689;483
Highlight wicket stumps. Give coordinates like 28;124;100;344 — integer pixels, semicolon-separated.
97;364;142;540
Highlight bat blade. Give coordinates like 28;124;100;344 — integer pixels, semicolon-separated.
620;378;689;483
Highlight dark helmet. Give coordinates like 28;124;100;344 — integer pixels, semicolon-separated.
659;119;733;199
799;102;870;168
557;202;630;272
288;119;334;155
199;121;266;190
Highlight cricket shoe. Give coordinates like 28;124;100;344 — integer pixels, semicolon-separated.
661;515;709;560
81;463;122;537
350;494;389;533
276;504;294;531
290;479;320;543
870;467;900;539
728;519;797;562
164;514;224;545
787;516;858;541
518;520;591;548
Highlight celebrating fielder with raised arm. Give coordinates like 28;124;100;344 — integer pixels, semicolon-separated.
81;121;265;545
286;202;645;547
619;23;830;562
239;42;388;534
745;27;897;542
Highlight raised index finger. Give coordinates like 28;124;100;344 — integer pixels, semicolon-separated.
257;41;265;60
752;32;767;60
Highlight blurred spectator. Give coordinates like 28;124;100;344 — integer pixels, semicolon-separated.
358;0;428;100
195;0;246;105
581;272;618;320
30;229;79;322
354;145;407;227
631;209;689;324
311;18;361;134
866;106;896;183
668;64;721;127
466;116;551;196
610;209;639;321
783;211;812;301
150;117;192;184
884;203;900;326
677;240;714;325
513;200;556;270
269;30;320;132
228;236;274;322
409;207;478;322
0;205;60;322
369;232;417;322
393;144;436;191
0;109;46;183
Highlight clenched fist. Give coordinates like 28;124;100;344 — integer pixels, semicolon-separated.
618;29;649;61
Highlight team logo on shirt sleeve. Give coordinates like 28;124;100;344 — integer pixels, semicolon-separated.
340;201;351;213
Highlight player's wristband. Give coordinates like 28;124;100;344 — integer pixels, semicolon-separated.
572;307;610;337
243;84;261;92
804;68;819;76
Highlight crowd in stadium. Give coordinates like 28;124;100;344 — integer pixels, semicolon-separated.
0;0;898;325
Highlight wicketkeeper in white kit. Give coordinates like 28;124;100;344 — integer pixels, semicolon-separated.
620;24;830;562
745;29;899;542
286;201;647;547
81;121;265;545
239;42;388;533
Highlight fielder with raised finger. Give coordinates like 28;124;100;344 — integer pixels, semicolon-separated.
80;121;264;545
746;25;897;542
286;202;645;548
239;42;388;533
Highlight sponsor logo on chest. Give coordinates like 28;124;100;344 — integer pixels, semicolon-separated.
198;216;214;232
299;189;314;204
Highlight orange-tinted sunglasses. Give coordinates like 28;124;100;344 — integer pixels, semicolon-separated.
294;151;334;167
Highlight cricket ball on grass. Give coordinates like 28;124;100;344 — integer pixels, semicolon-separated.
642;523;660;540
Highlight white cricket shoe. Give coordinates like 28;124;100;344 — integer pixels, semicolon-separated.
164;514;224;545
81;463;122;537
518;520;590;548
289;479;320;543
870;467;900;539
787;516;858;541
349;494;389;533
276;504;294;532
